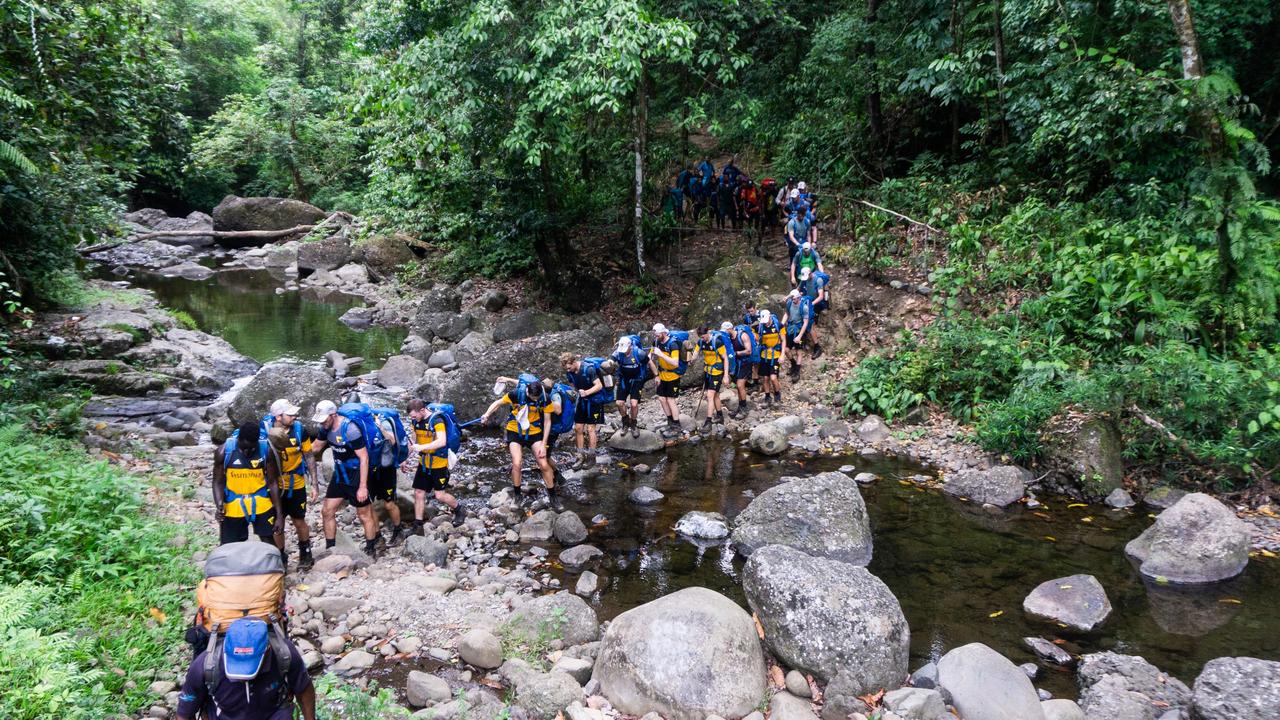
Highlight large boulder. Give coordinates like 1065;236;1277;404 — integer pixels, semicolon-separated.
356;233;416;281
731;472;873;565
212;195;327;246
499;660;584;720
228;361;340;425
119;328;259;397
749;422;790;456
377;354;430;389
147;212;216;247
449;331;494;362
608;429;666;453
941;465;1029;507
416;328;613;418
492;310;572;343
936;643;1046;720
592;587;766;720
1192;656;1280;720
683;255;790;328
298;234;354;272
1040;414;1125;500
1021;574;1112;632
742;545;907;689
1076;652;1191;720
1124;492;1250;584
507;593;599;647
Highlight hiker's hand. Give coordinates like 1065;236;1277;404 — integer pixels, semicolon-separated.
357;486;368;503
214;505;225;522
273;521;285;536
534;445;547;460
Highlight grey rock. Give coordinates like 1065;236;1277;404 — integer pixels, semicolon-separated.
743;545;907;688
508;593;599;646
320;636;346;654
310;597;359;617
910;662;940;690
1022;574;1112;632
1021;662;1040;679
406;671;452;707
749;422;790;455
1022;637;1074;666
1040;699;1085;720
1192;656;1280;720
883;687;947;720
212;195;326;244
334;262;370;285
731;472;873;565
355;234;416;281
821;672;872;720
674;511;730;540
457;629;503;670
1077;652;1191;720
785;670;811;698
520;510;558;543
339;306;373;330
1143;486;1187;510
1041;415;1125;501
160;261;215;280
404;536;448;567
682;255;789;328
559;545;604;572
500;660;584;720
1105;488;1136;509
378;354;429;388
427;349;456;369
937;643;1046;720
770;692;818;720
552;656;595;685
1124;493;1251;584
298;234;353;272
331;649;376;678
448;331;494;362
554;511;589;545
628;486;665;505
228;361;339;426
856;414;890;442
482;290;509;312
575;571;599;596
608;429;666;453
774;415;805;436
592;587;766;720
942;465;1029;508
492;309;571;343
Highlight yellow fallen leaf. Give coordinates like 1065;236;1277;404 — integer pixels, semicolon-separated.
989;610;1004;618
149;607;167;624
1068;503;1088;508
1259;549;1277;558
1058;585;1073;590
753;613;766;640
1257;506;1278;518
1081;516;1094;523
619;463;630;469
296;584;309;592
899;479;912;486
1219;598;1243;605
1044;536;1057;542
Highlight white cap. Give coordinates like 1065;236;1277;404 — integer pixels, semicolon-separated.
798;181;807;190
789;289;800;298
270;398;300;417
311;400;337;424
616;336;632;353
759;309;772;321
800;267;812;280
801;241;811;251
652;323;668;335
789;189;799;199
720;321;733;332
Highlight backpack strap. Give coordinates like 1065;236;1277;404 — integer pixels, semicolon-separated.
202;629;222;698
268;621;293;707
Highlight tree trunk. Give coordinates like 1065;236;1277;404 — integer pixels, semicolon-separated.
1167;0;1205;79
287;115;310;202
633;68;648;277
537;146;563;297
950;0;964;158
865;0;885;171
993;0;1008;146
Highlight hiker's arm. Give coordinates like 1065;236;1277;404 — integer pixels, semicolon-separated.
355;446;370;502
580;376;603;398
481;396;508;423
415;423;447;454
267;453;284;534
211;447;226;522
798;314;810;340
297;684;317;720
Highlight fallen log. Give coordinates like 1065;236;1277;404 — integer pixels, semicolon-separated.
131;224;319;242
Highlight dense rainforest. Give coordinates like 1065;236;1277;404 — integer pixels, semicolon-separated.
2;0;1279;490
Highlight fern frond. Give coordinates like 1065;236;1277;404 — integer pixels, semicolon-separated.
0;87;31;110
0;140;37;175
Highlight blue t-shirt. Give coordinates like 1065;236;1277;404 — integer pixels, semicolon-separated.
786;217;810;246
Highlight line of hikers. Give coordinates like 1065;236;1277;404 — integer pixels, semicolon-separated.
209;287;832;566
666;156;821;240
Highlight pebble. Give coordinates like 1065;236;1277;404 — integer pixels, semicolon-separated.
785;669;812;698
320;636;345;654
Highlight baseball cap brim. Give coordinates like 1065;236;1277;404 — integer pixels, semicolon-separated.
222;619;269;681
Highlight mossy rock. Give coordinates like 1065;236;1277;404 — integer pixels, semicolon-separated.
682;255;790;328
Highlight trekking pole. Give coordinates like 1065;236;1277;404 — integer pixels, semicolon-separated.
458;418;485;429
694;389;705;424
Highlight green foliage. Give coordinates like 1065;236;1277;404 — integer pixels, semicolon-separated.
314;676;410;720
625;275;660;311
498;607;567;670
0;424;204;719
837;354;922;422
168;309;199;331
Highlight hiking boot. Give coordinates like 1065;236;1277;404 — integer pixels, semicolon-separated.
364;538;379;560
631;421;640;439
452;504;468;525
516;489;533;510
297;543;314;569
701;417;712;432
389;525;404;547
546;488;564;512
774;392;782;404
812;344;823;359
412;520;426;537
715;411;725;426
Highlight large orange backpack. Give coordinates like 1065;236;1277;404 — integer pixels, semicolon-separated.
194;541;286;632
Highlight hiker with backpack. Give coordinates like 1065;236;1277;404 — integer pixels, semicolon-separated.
785;202;810;262
213;419;285;548
697;325;732;431
791;242;825;286
781;289;813;377
716;173;738;231
648;323;688;437
611;335;649;439
738;179;762;231
756;309;785;407
725;320;758;419
760;178;779;234
480;375;563;510
177;615;315;720
798;267;827;359
309;400;382;559
404;398;466;532
562;353;613;469
367;408;410;546
260;399;317;567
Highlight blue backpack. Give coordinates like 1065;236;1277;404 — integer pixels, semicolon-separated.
336;402;385;466
372;407;410;465
711;330;739;376
514;373;541;405
549;383;577;434
666;330;690;375
221;437;272;520
734;324;761;363
425;402;463;457
579;358;615;405
786;297;813;334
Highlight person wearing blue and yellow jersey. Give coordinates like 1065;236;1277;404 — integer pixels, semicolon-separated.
697;325;730;431
309;400;380;559
755;309;784;407
404;398;465;534
266;398;317;568
480;377;561;510
212;419;284;548
648;323;684;437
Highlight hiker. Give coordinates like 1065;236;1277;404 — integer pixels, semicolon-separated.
760;178;779;235
713;174;732;230
697;325;730;430
541;377;575;489
798;181;819;244
370;411;405;545
690;172;710;225
648;323;686;437
724;320;756;418
756;309;784;406
309;400;381;559
722;155;742;187
676;166;696;217
562;353;608;468
738;179;762;231
264;399;316;567
177;616;316;720
612;335;648;439
404;398;465;533
775;177;797;211
798;267;826;359
781;289;812;376
697;157;715;189
791;241;825;286
480;375;562;510
213;419;285;548
785;202;810;262
742;302;762;386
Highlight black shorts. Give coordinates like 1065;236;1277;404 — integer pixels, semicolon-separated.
758;359;778;377
731;361;756;382
278;486;307;519
616;377;644;402
413;464;450;492
220;513;275;544
787;331;806;349
703;372;725;391
505;429;546;448
575;401;604;425
326;478;372;508
657;379;681;398
546;432;561;449
370;464;397;501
